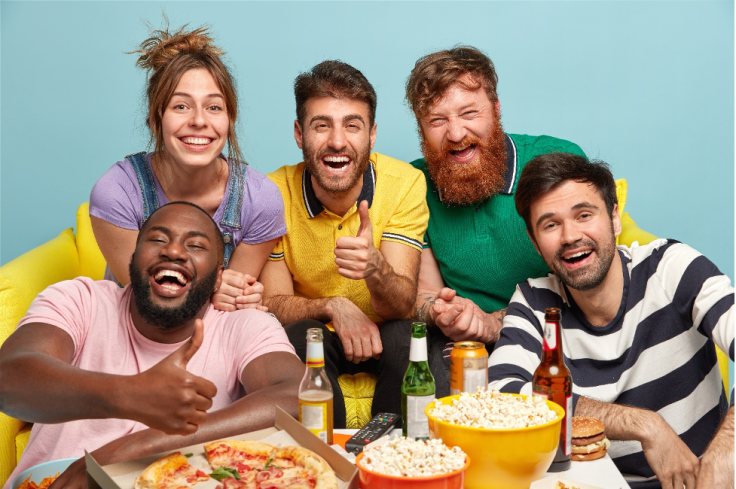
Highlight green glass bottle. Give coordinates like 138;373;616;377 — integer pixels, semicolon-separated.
401;322;436;440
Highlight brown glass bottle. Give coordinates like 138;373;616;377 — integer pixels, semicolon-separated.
532;307;572;472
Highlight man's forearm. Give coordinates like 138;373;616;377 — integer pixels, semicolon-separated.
575;396;659;442
413;291;437;325
89;379;300;466
365;256;416;319
0;352;129;423
699;405;734;486
264;295;335;325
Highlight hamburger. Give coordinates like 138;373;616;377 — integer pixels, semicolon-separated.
571;416;610;461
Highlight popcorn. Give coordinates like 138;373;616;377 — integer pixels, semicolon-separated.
428;389;558;429
360;437;466;477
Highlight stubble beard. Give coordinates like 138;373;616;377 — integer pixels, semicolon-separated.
549;223;617;292
129;258;218;331
303;143;372;199
421;107;508;206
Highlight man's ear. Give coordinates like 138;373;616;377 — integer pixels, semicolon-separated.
294;120;304;150
495;100;501;112
612;203;622;238
214;266;225;293
369;122;377;151
527;230;541;256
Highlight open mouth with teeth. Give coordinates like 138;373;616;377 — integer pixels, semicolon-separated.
180;136;214;150
151;268;191;297
448;144;477;163
561;250;593;268
322;155;351;173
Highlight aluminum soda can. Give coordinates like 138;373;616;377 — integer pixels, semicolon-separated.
450;341;489;395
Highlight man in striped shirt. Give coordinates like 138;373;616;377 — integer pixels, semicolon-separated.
488;152;733;488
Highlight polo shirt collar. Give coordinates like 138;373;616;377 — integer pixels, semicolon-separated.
500;134;517;195
301;161;376;218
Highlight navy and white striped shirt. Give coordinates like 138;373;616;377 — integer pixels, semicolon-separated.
488;239;734;488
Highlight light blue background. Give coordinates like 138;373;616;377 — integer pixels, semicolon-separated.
1;0;734;287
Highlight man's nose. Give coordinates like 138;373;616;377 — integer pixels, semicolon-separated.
560;221;584;245
161;241;187;261
446;117;467;143
328;127;347;150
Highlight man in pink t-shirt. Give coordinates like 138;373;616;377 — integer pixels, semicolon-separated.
0;202;304;489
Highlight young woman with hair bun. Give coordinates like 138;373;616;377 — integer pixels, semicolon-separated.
90;21;285;311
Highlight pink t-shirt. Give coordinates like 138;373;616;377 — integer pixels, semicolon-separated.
5;278;296;488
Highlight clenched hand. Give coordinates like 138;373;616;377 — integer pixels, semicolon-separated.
329;297;382;363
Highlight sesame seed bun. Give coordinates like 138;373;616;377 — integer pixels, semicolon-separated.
571;416;605;438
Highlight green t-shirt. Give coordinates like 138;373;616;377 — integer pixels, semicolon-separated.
411;133;586;312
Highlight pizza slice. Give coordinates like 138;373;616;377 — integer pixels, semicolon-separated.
134;452;209;489
204;440;276;474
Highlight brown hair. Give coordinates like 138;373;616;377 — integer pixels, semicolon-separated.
405;46;499;119
514;153;617;239
131;20;244;169
294;60;377;127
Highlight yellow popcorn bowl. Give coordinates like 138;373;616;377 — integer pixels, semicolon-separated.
425;394;564;489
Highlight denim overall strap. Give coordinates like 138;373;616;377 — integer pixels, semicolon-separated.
219;162;247;268
126;152;160;222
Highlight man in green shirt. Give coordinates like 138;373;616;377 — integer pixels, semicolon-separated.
406;46;586;396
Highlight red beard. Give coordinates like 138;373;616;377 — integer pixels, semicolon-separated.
421;112;507;206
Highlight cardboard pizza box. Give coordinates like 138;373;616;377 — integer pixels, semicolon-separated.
85;407;358;489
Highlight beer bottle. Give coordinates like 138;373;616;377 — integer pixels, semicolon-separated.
533;308;572;471
298;328;334;444
401;322;436;440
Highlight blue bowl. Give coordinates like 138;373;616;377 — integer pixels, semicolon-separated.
10;458;76;489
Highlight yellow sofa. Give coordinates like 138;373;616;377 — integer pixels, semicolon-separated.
0;181;731;483
0;203;106;484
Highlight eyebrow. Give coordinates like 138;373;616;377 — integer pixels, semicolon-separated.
534;201;600;228
171;92;224;100
309;114;366;125
145;226;211;241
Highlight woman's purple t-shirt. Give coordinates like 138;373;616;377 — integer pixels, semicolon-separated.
90;154;286;247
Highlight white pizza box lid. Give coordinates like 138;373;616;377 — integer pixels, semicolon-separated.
85;407;358;489
531;475;605;489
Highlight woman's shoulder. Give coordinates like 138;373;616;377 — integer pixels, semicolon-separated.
89;155;147;228
241;165;282;200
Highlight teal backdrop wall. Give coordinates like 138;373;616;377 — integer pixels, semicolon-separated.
1;1;734;284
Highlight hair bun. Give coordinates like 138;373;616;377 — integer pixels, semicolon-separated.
132;20;224;73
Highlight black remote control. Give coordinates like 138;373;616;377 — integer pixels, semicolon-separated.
345;413;402;454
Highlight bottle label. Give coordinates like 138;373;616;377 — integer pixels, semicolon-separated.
299;401;326;433
306;342;325;368
406;394;435;439
543;321;557;351
564;395;572;456
409;337;428;362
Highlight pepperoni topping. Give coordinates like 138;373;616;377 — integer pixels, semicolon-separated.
236;463;252;473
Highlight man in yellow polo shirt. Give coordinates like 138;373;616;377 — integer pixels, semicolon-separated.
261;60;429;428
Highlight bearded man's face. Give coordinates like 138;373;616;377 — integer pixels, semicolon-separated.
295;96;375;198
419;76;507;205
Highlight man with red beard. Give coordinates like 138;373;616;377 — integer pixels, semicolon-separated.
406;47;586;396
262;61;429;428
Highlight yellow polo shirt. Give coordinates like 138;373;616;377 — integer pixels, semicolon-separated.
267;152;429;323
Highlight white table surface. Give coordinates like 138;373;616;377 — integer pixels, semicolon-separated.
334;429;630;489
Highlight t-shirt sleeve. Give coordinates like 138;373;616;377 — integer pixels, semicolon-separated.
267;237;285;261
17;278;97;355
224;310;296;382
239;170;287;245
656;241;735;397
488;285;544;398
381;172;429;252
89;161;144;230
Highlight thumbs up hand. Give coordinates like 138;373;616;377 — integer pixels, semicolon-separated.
129;319;217;435
335;200;381;280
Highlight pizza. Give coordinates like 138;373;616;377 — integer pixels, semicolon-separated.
134;452;210;489
135;440;337;489
204;441;337;489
